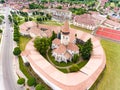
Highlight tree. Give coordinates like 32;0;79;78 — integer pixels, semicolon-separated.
0;0;5;3
56;5;62;9
25;17;29;22
0;29;2;33
50;31;57;41
13;47;21;56
13;25;20;42
0;18;2;24
0;15;4;19
36;17;43;23
81;38;93;60
35;84;46;90
34;37;49;56
17;78;25;85
27;77;36;86
72;54;79;63
8;15;12;22
29;17;33;21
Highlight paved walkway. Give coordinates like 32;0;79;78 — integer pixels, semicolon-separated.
21;27;106;90
46;48;82;70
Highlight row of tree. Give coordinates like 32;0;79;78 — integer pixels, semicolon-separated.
10;9;47;90
36;13;52;23
17;77;46;90
69;7;87;15
29;3;45;9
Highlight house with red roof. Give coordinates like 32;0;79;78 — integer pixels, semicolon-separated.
52;21;79;63
46;9;72;21
73;14;101;30
103;19;120;30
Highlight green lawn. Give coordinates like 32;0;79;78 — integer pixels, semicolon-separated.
18;36;51;89
19;36;31;51
18;36;32;78
77;60;88;69
18;56;32;78
48;49;73;67
43;20;63;26
90;39;120;90
70;24;92;34
48;49;88;73
58;68;69;73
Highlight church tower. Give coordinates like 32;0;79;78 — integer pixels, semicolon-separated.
61;21;70;45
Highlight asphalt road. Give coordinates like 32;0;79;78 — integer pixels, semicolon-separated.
1;7;23;90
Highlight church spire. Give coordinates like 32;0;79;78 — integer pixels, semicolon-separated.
62;21;70;34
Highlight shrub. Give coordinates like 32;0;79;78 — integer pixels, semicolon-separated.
13;47;21;56
17;78;25;85
27;77;36;86
72;54;79;63
69;64;79;72
35;84;46;90
0;29;2;33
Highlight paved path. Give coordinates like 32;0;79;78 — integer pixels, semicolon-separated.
46;48;82;70
21;28;106;90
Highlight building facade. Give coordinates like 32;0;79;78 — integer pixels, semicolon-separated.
52;21;79;63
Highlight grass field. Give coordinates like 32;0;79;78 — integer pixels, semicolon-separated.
19;36;51;89
70;24;92;33
19;36;31;51
90;39;120;90
73;25;120;90
43;20;63;26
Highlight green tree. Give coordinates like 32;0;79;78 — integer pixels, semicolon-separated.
0;29;2;33
72;54;79;63
8;15;12;23
36;17;42;23
13;47;21;56
81;38;93;60
17;78;25;85
27;77;36;86
25;17;28;22
56;5;62;9
34;37;49;56
0;0;5;3
29;17;33;21
50;31;57;41
0;15;4;19
0;18;2;24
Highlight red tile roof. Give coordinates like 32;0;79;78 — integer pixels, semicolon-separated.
52;38;61;46
74;14;99;26
67;43;79;52
64;52;72;59
103;19;120;27
62;21;70;33
54;44;66;54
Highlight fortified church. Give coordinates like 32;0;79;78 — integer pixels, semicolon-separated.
52;21;79;63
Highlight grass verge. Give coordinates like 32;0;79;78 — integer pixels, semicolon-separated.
48;49;73;67
18;36;51;89
70;24;92;34
90;39;120;90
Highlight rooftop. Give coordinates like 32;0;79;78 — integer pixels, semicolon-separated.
62;21;70;33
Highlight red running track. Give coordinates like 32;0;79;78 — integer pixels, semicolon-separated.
96;27;120;41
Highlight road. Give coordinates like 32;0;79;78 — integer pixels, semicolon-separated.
0;7;23;90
